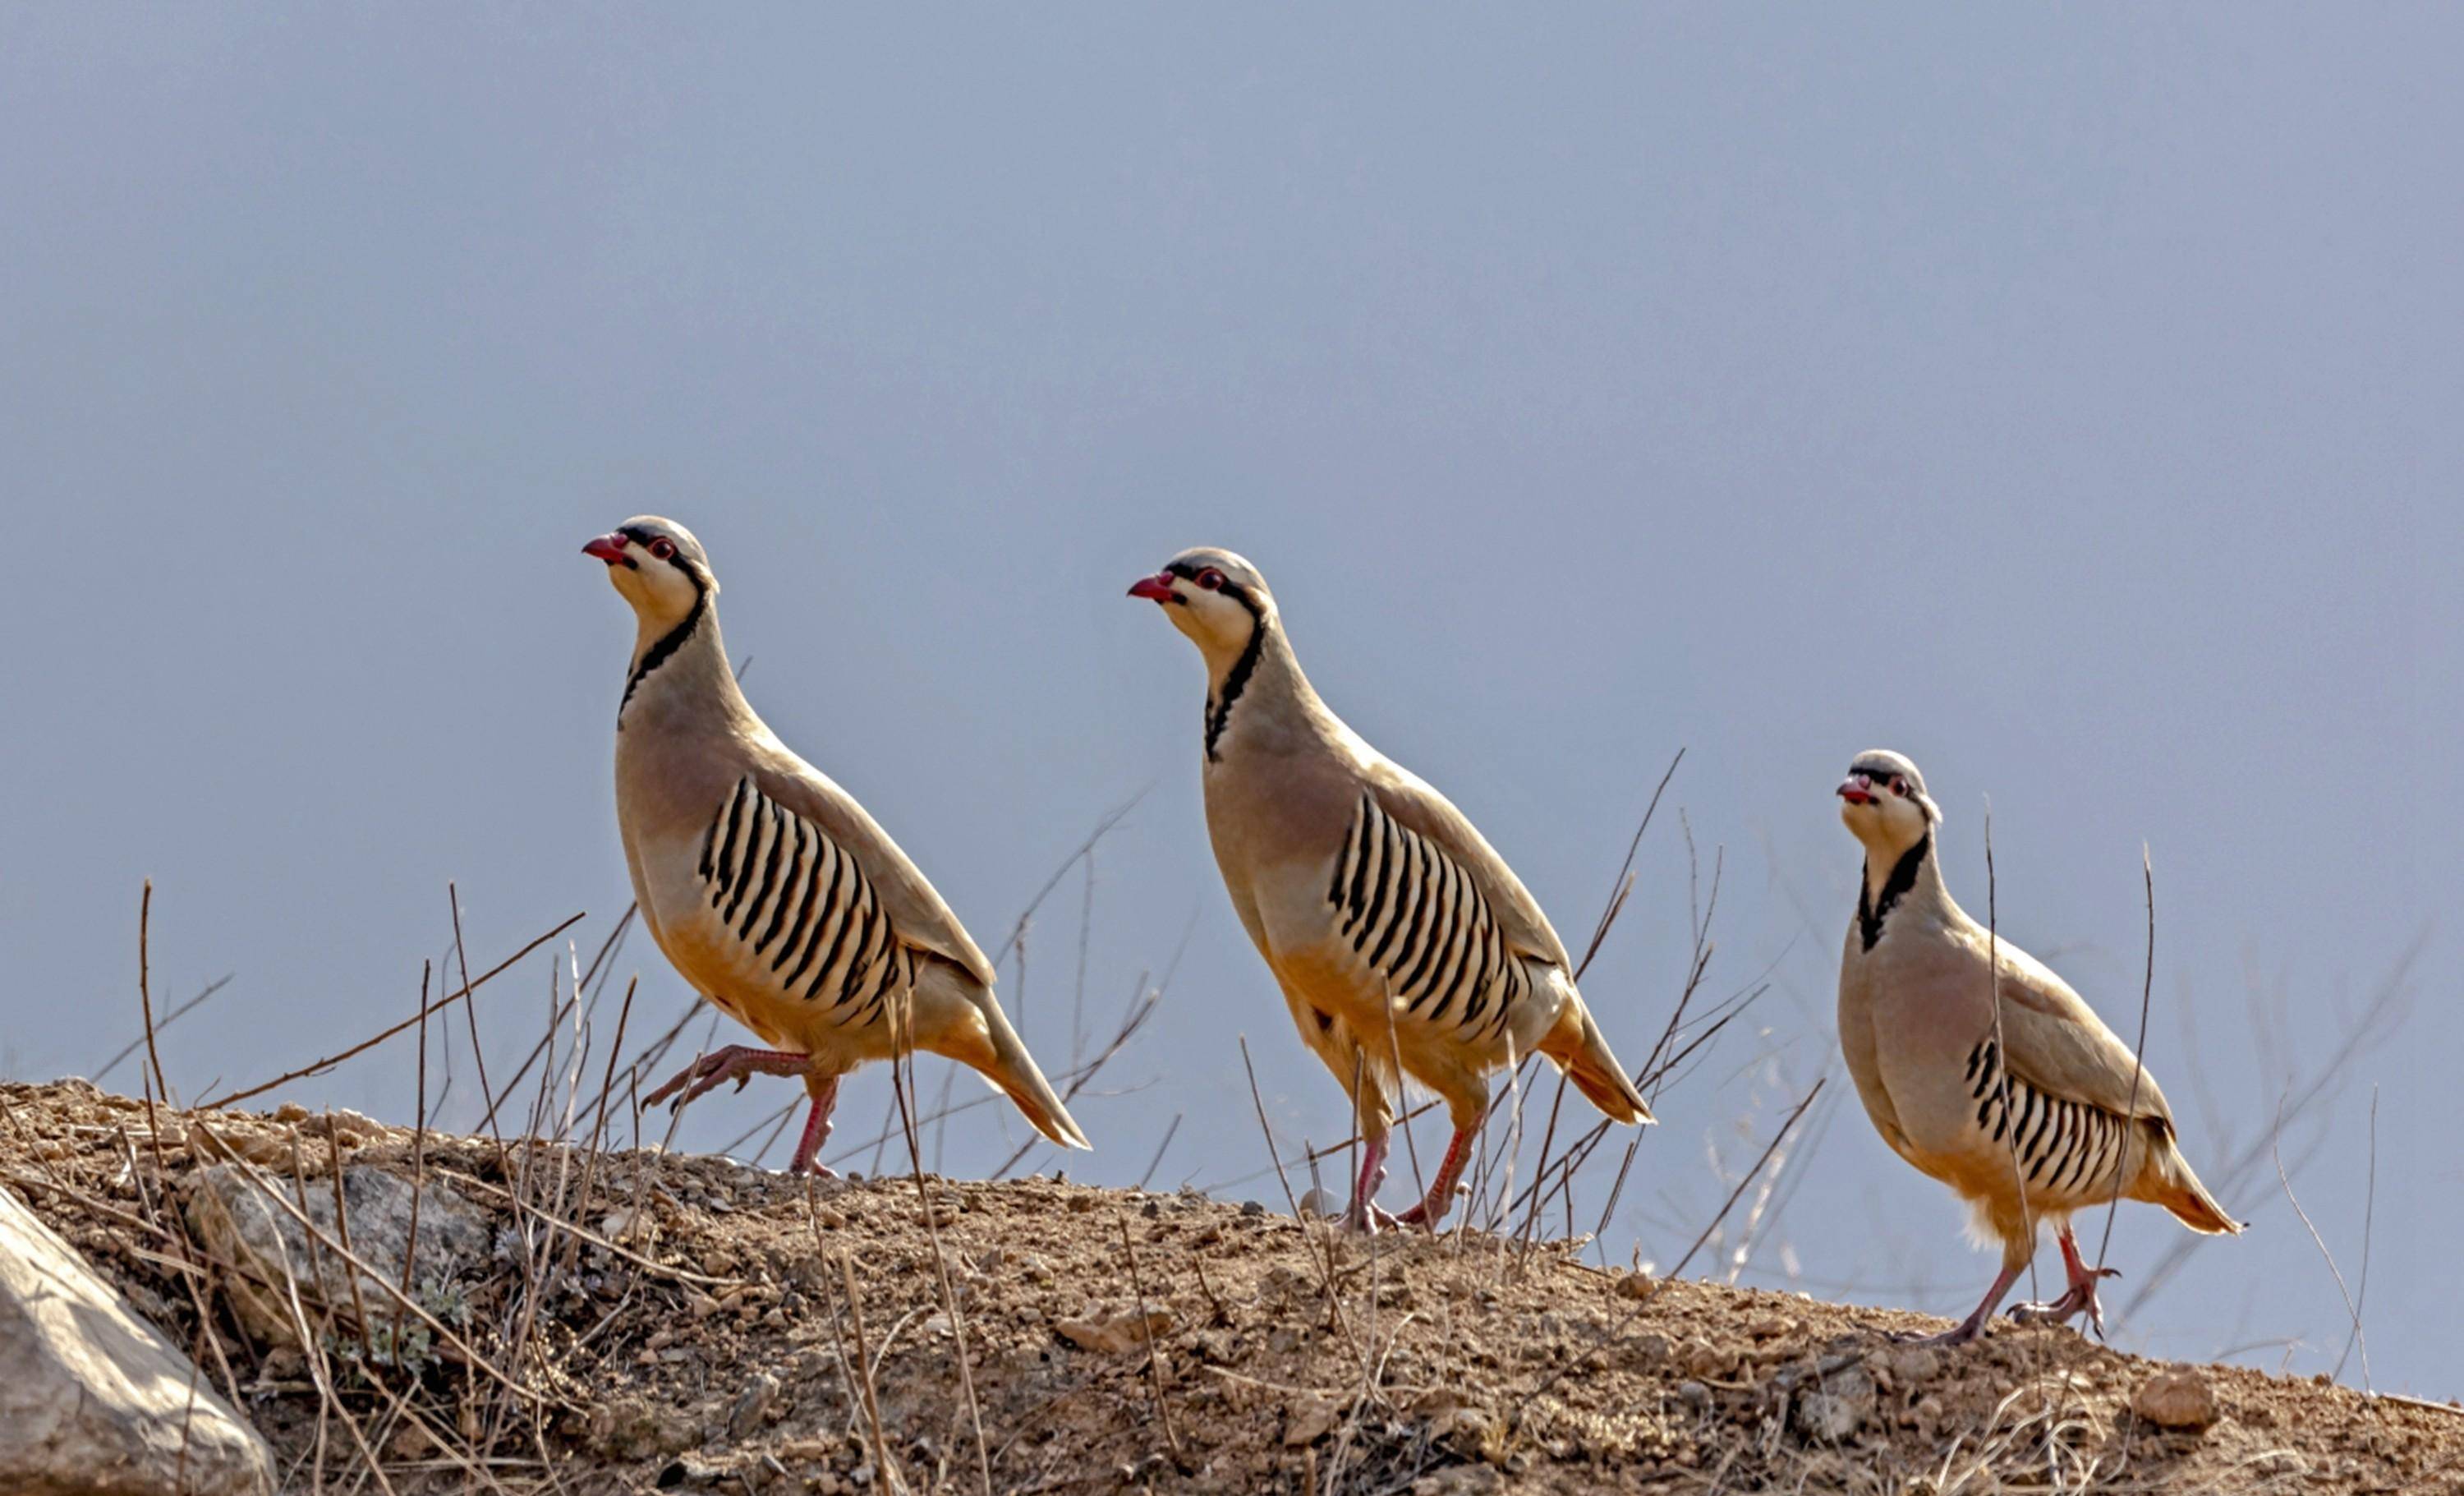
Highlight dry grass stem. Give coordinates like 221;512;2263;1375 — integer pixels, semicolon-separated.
1115;1212;1185;1467
2092;845;2160;1283
2273;1093;2371;1393
202;910;585;1111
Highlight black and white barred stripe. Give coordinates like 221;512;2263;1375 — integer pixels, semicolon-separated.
1963;1036;2133;1201
699;776;912;1026
1326;793;1531;1035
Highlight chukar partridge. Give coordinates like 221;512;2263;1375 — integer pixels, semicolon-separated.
1129;548;1651;1231
1834;749;2238;1344
585;517;1087;1173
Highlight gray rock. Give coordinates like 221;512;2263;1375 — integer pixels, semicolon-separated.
587;1395;700;1459
2132;1366;2221;1431
725;1369;782;1439
184;1163;490;1349
1881;1344;1942;1385
1791;1365;1877;1443
0;1185;274;1496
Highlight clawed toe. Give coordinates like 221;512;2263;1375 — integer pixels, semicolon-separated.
644;1047;812;1115
1341;1203;1407;1235
640;1070;696;1110
1392;1181;1468;1231
2007;1282;2112;1337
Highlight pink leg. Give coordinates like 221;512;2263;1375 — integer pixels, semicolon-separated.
1395;1125;1476;1230
1341;1131;1397;1234
788;1075;842;1178
2011;1227;2121;1336
642;1045;811;1111
1894;1257;2027;1347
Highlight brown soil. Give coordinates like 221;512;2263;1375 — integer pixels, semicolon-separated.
2;1078;2456;1494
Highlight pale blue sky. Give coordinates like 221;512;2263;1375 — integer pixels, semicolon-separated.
2;7;2456;1392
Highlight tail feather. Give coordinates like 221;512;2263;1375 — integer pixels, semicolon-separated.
976;1001;1090;1151
1546;1003;1654;1127
2147;1130;2240;1235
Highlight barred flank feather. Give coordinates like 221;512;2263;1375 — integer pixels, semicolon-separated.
1327;793;1529;1038
701;776;908;1029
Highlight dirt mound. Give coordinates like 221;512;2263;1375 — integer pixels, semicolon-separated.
2;1079;2455;1494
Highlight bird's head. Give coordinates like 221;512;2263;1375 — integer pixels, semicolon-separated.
1836;748;1941;853
584;516;718;626
1126;546;1274;664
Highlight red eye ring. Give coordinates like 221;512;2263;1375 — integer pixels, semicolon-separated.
647;537;675;561
1196;568;1225;591
1889;777;1907;796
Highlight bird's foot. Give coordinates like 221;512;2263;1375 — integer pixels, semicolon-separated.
1340;1198;1409;1235
2009;1266;2120;1337
642;1046;811;1112
1389;1191;1455;1231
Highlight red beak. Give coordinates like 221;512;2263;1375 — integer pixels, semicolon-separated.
1837;776;1873;805
1126;573;1178;602
582;532;629;564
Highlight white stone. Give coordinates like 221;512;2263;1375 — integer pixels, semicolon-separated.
0;1185;274;1496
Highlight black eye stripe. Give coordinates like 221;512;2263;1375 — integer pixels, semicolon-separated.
1162;559;1243;591
614;526;703;581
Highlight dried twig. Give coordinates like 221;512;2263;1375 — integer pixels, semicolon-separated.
138;882;169;1123
836;1250;903;1495
2333;1088;2379;1386
202;912;585;1110
184;1117;539;1402
889;1007;993;1496
476;904;637;1135
1238;1037;1356;1354
1510;1079;1824;1430
1573;748;1684;983
2123;937;2418;1316
2092;845;2159;1280
98;974;235;1086
1115;1213;1184;1466
447;884;507;1152
1137;1113;1184;1191
2274;1093;2372;1391
1978;799;2039;1306
563;978;637;1279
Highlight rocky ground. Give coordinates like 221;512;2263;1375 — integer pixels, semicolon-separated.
2;1078;2457;1494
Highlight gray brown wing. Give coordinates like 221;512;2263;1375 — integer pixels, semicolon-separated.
1993;941;2177;1126
1326;790;1538;1038
699;776;917;1029
1362;767;1575;972
1957;1029;2149;1202
747;753;999;990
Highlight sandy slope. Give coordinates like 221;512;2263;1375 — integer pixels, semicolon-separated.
2;1079;2455;1494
